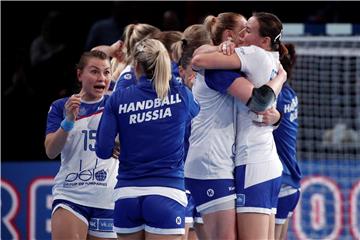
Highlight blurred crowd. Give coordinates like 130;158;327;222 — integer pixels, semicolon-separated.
2;1;357;161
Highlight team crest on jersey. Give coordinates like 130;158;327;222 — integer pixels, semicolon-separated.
238;47;246;55
79;107;87;116
236;194;245;207
175;77;183;83
124;73;132;80
207;188;215;197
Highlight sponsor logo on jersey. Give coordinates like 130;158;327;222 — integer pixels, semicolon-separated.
63;159;108;188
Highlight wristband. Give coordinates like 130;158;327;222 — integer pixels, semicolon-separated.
273;112;282;127
60;119;75;132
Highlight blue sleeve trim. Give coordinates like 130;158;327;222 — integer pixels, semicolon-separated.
204;70;241;94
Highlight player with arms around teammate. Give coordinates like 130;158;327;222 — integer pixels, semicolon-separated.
192;12;288;240
172;24;215;240
95;38;200;240
45;50;118;240
183;14;247;240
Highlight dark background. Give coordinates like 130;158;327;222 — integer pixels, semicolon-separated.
2;1;359;161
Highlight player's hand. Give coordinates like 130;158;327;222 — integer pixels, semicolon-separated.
254;107;280;126
64;92;82;121
218;38;235;56
112;40;125;62
112;141;120;159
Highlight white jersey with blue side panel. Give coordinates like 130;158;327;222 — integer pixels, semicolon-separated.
184;69;237;180
46;96;118;210
234;45;283;187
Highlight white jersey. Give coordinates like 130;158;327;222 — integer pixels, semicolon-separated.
234;46;282;179
184;70;236;179
46;96;118;209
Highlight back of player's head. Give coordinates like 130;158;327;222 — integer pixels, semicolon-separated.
154;31;183;60
133;38;171;100
204;12;246;45
123;23;161;64
280;43;297;80
172;24;212;69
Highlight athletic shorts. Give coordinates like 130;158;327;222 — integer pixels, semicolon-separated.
113;195;185;235
275;188;301;224
185;178;236;213
52;199;116;238
185;191;203;226
235;165;281;215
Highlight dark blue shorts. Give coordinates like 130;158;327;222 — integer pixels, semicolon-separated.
235;165;282;215
185;178;236;213
275;189;301;224
52;199;116;238
113;195;185;235
185;191;203;225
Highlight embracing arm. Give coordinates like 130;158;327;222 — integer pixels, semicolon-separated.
266;64;287;96
192;50;241;70
227;77;282;126
228;65;287;112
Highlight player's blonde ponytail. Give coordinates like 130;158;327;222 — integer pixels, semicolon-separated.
133;39;171;100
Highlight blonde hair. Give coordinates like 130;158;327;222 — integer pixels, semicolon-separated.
122;23;161;66
172;24;212;67
133;39;171;100
111;58;126;80
204;12;245;45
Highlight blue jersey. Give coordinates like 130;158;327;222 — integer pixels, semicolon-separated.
114;66;136;91
171;61;184;83
273;83;302;188
171;61;180;78
96;75;200;191
115;63;182;91
114;62;190;160
171;60;192;160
